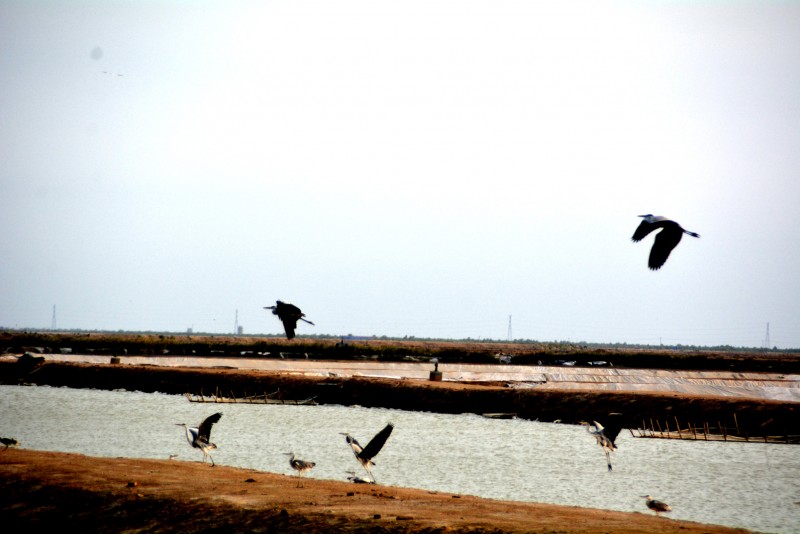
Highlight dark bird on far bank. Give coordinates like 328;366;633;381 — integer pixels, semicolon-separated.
1;437;20;451
284;452;315;487
632;215;699;270
642;495;672;516
177;412;222;466
341;422;394;483
582;414;623;471
265;300;314;339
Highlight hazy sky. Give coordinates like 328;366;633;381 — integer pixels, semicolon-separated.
2;1;799;348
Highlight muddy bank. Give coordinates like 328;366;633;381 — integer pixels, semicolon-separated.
2;359;797;438
0;449;751;533
4;331;800;373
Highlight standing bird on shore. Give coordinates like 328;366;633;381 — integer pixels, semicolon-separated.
176;412;222;466
284;452;315;487
582;414;623;471
341;422;394;483
642;495;672;516
631;215;700;270
0;437;20;451
264;300;314;339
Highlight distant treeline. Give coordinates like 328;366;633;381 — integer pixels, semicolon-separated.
3;327;795;353
2;329;799;374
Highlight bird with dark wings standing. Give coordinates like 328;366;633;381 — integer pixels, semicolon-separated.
264;300;314;339
176;412;222;466
341;422;394;483
632;214;699;270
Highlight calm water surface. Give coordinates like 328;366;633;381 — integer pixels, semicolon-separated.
1;385;798;533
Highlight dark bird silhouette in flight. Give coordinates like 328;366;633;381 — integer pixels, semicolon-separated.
632;215;699;270
264;300;314;339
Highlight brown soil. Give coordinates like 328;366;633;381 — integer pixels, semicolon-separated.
1;448;751;533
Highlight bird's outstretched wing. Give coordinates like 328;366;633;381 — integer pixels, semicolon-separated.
602;414;623;447
359;423;394;461
631;220;658;242
649;225;683;270
198;412;223;441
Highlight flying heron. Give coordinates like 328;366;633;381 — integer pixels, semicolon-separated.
642;495;672;516
176;412;222;466
0;437;19;451
284;452;315;487
631;214;699;270
340;422;394;483
264;300;314;339
581;414;623;471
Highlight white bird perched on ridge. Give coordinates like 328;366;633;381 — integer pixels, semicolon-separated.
642;495;672;516
176;412;222;466
341;422;394;483
284;452;315;487
631;214;699;270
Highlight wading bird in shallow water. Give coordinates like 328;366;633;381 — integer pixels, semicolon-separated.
176;412;222;466
581;414;623;471
642;495;672;516
631;214;700;270
284;452;315;487
264;300;314;339
0;437;19;451
341;422;394;483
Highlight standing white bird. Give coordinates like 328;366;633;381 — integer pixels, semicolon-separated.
264;300;314;339
284;452;315;487
176;412;222;466
340;422;394;483
631;215;699;270
582;414;623;471
642;495;672;516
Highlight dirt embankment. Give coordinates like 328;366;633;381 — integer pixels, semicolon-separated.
0;449;751;533
2;358;798;437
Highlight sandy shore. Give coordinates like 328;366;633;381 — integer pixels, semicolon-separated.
1;448;751;533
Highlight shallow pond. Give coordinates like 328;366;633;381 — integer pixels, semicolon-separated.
1;385;798;533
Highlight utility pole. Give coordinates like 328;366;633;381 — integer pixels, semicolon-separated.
51;305;56;330
764;322;770;349
507;315;512;341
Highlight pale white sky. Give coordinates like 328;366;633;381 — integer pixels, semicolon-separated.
2;1;799;347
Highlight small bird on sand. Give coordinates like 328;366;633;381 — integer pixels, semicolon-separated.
642;495;672;516
631;214;699;270
284;452;315;487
